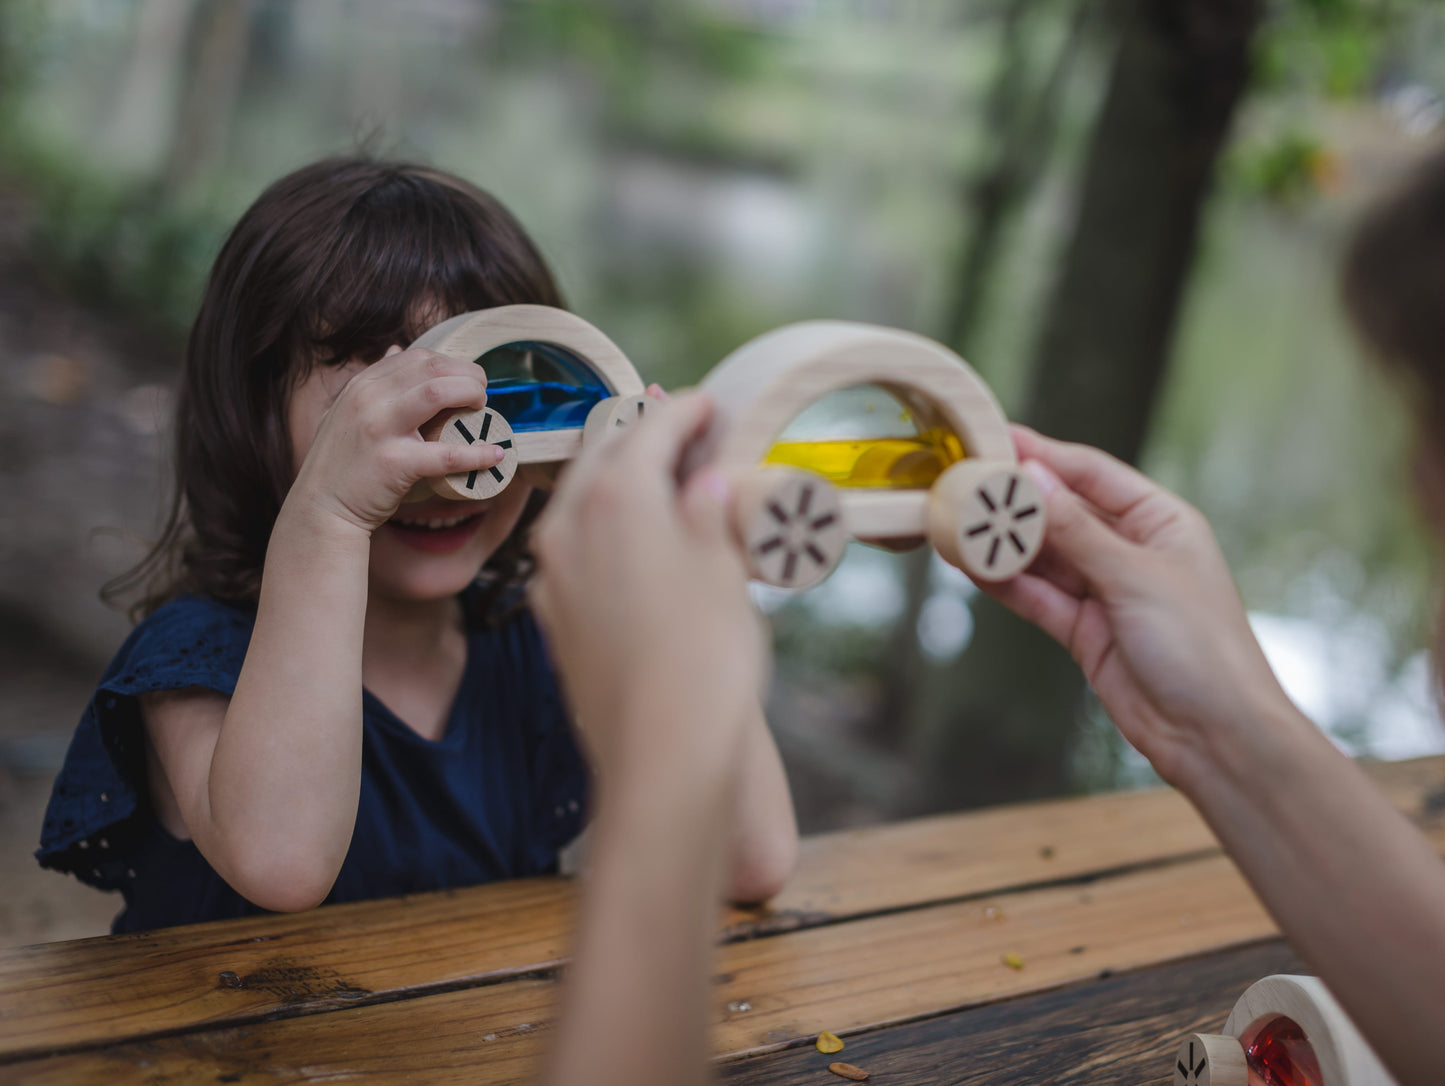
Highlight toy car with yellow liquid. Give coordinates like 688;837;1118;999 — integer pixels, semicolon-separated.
694;321;1046;589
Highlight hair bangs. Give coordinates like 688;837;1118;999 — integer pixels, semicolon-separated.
298;170;561;370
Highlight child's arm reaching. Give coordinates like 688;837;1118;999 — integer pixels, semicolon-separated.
531;392;763;1086
626;382;798;905
140;346;506;912
724;710;798;904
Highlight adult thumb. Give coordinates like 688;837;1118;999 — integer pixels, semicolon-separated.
1025;460;1133;594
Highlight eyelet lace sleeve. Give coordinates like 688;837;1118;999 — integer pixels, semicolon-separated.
34;596;254;889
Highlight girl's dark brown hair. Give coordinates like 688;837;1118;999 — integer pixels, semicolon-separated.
1343;145;1445;439
105;157;563;621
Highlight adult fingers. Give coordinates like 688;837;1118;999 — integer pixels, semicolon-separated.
1012;426;1170;520
1027;541;1090;600
1024;459;1137;596
981;571;1083;649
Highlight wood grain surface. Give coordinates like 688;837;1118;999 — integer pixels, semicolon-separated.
1;781;1214;1057
3;756;1440;1083
12;829;1445;1083
719;940;1307;1086
0;774;1228;1059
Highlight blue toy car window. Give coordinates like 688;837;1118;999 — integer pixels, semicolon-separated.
470;341;610;432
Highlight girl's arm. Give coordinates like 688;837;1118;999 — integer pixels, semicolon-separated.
531;393;764;1086
724;708;798;904
985;426;1445;1086
141;503;373;911
140;348;505;912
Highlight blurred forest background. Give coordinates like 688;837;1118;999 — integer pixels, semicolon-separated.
2;0;1444;944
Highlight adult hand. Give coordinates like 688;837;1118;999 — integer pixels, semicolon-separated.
983;426;1295;786
530;392;766;789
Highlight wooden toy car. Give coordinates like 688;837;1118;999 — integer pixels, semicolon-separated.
694;320;1046;589
1173;974;1396;1086
404;305;648;501
414;309;1043;591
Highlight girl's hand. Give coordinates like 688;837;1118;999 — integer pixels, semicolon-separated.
982;426;1295;787
530;393;765;789
288;346;507;534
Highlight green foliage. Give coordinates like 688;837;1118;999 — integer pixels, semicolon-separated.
496;0;771;155
0;0;43;118
0;132;222;341
1227;128;1337;205
1254;0;1414;98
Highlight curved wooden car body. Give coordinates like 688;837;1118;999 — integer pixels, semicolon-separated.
696;320;1045;588
406;305;647;500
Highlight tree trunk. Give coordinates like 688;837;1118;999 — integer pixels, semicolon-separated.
873;0;1086;747
163;0;254;193
909;0;1263;814
103;0;198;175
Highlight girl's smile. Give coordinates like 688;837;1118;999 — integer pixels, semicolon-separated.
384;507;488;553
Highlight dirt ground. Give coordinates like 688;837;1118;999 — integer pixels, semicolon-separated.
0;188;178;946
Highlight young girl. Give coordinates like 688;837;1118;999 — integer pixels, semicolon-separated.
35;157;798;932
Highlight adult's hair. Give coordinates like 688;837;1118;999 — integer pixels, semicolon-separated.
1343;144;1445;446
106;157;563;621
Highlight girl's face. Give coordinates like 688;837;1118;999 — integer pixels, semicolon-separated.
287;357;534;603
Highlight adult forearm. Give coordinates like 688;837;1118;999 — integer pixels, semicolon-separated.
1180;700;1445;1086
205;501;372;905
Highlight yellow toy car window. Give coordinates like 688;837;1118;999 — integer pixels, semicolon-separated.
762;386;965;489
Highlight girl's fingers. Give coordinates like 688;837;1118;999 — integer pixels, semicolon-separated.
376;347;488;393
679;468;734;542
612;391;714;478
393;376;489;429
545;393;716;544
407;437;505;481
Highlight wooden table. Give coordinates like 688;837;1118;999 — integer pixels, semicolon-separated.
3;755;1442;1084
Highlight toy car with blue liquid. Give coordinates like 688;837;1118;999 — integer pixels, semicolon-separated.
405;305;648;501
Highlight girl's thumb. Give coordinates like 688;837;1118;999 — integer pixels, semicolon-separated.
681;468;733;540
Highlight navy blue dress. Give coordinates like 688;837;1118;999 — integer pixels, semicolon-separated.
35;591;589;933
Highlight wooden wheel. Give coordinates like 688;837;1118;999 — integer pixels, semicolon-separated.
927;461;1044;582
423;407;519;500
583;393;652;446
1172;1035;1248;1086
731;468;849;589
